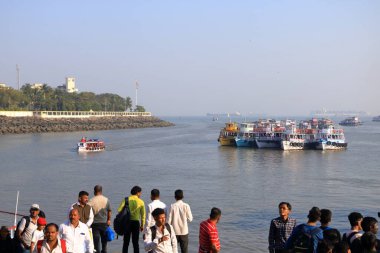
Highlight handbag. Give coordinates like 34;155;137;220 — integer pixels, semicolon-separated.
105;226;115;241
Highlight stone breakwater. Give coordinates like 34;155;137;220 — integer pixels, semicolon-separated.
0;116;174;134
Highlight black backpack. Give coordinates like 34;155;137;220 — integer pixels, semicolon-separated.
292;225;320;253
113;197;130;236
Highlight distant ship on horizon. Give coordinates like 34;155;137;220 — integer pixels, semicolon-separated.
310;108;369;117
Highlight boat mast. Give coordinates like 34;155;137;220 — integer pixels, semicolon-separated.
11;191;19;239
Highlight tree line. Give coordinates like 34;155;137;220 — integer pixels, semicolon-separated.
0;84;145;112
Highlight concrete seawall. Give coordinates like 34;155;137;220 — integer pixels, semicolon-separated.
0;116;174;134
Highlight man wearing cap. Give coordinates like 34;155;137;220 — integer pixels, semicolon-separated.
16;204;40;253
30;217;46;253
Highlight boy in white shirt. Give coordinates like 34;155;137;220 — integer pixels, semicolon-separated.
30;217;46;253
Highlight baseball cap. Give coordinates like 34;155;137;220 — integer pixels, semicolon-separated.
30;204;40;210
37;217;47;226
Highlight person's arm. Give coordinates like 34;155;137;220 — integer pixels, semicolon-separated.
284;225;298;250
86;207;94;228
146;205;153;229
17;218;28;248
106;200;112;226
117;198;125;213
268;220;275;253
143;227;158;252
167;205;173;224
187;204;193;222
29;242;35;253
140;203;146;231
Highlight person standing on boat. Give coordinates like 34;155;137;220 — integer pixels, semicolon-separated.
70;191;94;228
117;185;146;253
167;189;193;253
89;185;111;253
16;204;41;253
268;202;296;253
146;189;167;229
59;209;93;253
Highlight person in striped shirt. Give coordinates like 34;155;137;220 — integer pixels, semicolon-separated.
199;207;221;253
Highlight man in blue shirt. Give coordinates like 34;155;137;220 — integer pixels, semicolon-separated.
285;206;323;253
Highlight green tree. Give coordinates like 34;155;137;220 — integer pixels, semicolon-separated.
134;105;146;112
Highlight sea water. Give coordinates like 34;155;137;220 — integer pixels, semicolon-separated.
1;116;380;253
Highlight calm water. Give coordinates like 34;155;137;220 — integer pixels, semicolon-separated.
1;116;380;253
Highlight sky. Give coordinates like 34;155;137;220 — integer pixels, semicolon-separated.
1;0;379;116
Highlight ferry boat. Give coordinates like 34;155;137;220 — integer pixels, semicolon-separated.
281;128;319;150
235;122;256;147
217;122;239;146
254;124;285;149
77;137;105;152
373;115;380;122
339;116;362;126
315;125;347;150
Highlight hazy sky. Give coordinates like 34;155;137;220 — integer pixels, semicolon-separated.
1;1;379;116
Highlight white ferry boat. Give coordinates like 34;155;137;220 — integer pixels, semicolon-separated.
373;115;380;122
281;128;319;150
254;125;285;149
315;125;347;150
77;137;105;152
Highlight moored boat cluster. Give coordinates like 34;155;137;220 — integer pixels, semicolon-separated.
217;118;348;150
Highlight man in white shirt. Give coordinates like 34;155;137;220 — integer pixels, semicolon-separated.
146;189;167;229
59;209;93;253
144;208;177;253
167;190;193;253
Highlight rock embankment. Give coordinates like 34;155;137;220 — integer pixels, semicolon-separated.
0;116;174;134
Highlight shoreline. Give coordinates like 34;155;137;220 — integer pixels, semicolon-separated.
0;116;174;135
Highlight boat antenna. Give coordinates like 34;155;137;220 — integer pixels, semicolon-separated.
11;191;19;239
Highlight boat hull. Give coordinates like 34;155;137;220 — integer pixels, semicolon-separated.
255;139;281;149
281;141;305;150
218;136;236;146
315;141;347;150
235;138;256;147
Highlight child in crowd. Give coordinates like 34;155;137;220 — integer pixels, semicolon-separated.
29;217;46;253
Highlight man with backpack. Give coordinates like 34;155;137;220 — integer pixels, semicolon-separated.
350;216;378;253
342;212;363;252
117;186;146;253
16;204;41;253
144;208;177;253
285;206;323;253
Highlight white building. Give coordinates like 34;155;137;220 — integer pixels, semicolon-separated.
30;83;44;89
57;77;78;93
0;83;8;88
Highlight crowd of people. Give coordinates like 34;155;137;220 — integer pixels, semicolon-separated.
0;185;222;253
268;202;380;253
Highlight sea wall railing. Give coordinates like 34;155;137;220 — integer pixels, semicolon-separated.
0;111;151;118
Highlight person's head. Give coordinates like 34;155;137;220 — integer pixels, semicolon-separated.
278;202;292;219
324;229;341;244
361;232;377;252
131;186;142;197
174;189;184;200
78;191;89;205
44;223;59;242
69;209;80;225
317;239;334;253
94;185;102;196
333;241;350;253
348;212;363;229
150;189;160;201
30;204;40;218
37;217;47;230
0;226;9;239
320;209;332;225
361;216;378;234
210;207;222;223
307;207;321;223
152;208;166;227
